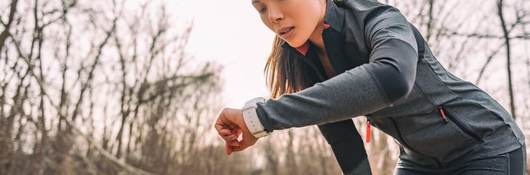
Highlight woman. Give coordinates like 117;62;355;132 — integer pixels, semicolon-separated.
214;0;527;174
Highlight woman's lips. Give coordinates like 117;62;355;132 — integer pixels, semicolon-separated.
279;27;295;39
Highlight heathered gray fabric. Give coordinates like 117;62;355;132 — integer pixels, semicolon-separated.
255;0;525;166
257;0;418;131
257;65;390;130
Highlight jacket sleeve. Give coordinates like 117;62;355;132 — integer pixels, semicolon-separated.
255;8;419;132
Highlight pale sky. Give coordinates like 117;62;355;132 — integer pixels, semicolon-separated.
171;0;275;109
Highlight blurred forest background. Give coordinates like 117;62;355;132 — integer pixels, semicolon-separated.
0;0;529;174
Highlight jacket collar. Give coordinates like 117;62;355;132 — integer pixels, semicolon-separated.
281;0;346;56
323;0;346;32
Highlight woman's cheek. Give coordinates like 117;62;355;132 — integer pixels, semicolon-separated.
291;28;310;46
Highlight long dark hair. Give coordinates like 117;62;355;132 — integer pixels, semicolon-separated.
264;36;315;99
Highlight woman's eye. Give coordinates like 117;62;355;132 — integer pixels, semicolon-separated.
257;7;266;14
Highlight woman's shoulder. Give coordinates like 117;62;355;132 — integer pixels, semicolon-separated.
338;0;396;13
327;0;406;28
338;0;409;32
337;0;417;47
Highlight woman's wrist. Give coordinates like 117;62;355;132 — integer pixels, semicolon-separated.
242;97;271;138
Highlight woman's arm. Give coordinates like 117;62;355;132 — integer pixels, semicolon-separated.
255;8;419;132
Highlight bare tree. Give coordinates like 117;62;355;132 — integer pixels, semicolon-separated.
1;0;529;174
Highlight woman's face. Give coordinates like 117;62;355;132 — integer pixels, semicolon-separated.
252;0;326;48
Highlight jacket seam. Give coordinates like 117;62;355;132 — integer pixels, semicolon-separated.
363;66;393;106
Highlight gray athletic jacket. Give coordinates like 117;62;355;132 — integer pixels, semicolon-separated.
253;0;526;173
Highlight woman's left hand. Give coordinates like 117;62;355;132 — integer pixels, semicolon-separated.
214;108;258;156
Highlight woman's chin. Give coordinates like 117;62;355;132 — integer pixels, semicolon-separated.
284;39;307;48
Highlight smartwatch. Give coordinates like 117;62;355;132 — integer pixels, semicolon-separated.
241;97;271;138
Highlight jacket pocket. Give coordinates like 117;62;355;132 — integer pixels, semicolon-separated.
395;107;482;162
437;105;484;143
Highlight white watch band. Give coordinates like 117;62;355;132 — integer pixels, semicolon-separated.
242;97;270;138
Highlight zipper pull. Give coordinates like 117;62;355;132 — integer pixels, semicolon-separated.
437;106;449;123
366;121;371;143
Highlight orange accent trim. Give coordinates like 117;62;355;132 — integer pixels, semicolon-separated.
438;106;449;123
366;121;371;143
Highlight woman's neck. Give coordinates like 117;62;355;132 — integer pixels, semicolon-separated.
309;22;327;56
309;0;328;56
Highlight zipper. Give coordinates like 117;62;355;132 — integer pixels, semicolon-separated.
437;106;449;123
366;121;371;143
389;117;443;167
437;105;483;143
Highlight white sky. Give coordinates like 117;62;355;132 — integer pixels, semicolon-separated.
171;0;275;108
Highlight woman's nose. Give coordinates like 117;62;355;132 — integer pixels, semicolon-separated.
267;7;283;23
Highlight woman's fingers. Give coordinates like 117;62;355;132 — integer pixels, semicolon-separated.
226;134;238;141
219;128;241;142
214;109;237;135
219;129;233;137
219;128;237;136
225;141;242;156
214;107;258;156
228;139;240;147
230;127;258;152
219;128;241;149
234;129;242;140
225;142;232;155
